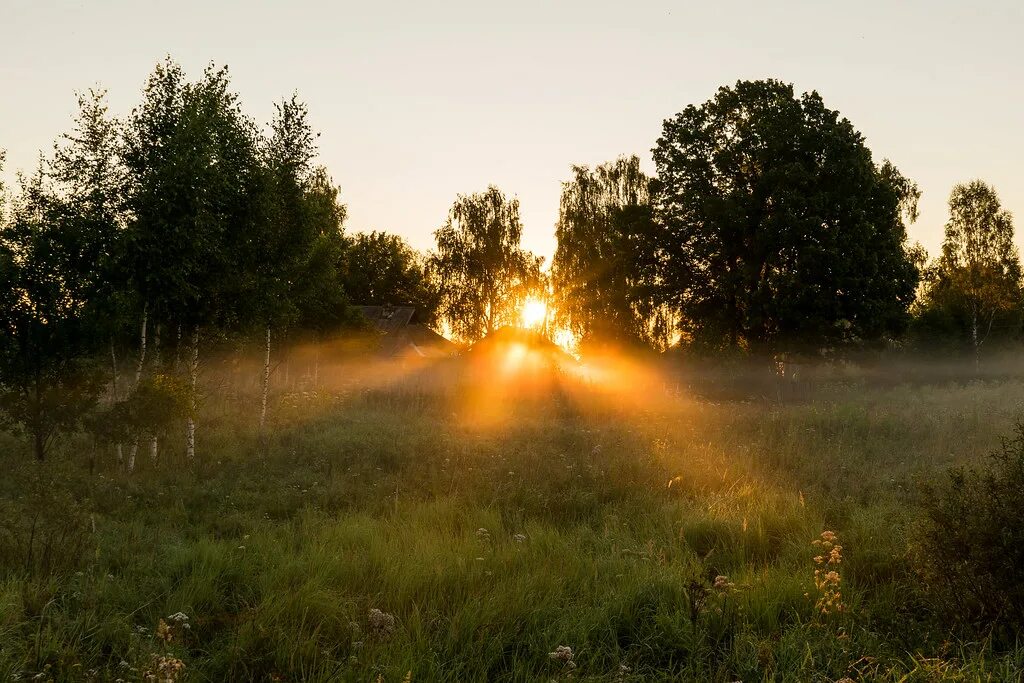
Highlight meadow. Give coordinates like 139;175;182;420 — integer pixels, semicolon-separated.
2;352;1024;682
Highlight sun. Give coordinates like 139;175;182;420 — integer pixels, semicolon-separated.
520;297;547;330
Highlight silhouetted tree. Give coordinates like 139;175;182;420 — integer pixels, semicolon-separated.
653;79;920;354
915;181;1021;358
430;186;543;342
342;231;440;324
0;171;105;460
47;88;132;462
552;156;669;351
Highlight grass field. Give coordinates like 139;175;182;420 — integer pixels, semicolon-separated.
2;356;1024;681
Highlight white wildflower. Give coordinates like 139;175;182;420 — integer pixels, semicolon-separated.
368;608;396;639
549;645;574;662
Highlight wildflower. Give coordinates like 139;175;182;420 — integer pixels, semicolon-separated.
548;644;576;673
713;575;735;592
476;528;491;542
143;654;186;683
513;533;527;543
167;612;191;630
156;618;173;643
549;645;573;662
368;608;396;639
811;530;844;614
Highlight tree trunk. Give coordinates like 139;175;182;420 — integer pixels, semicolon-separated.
128;306;148;473
259;324;271;438
135;306;148;384
110;339;123;465
185;328;199;462
972;303;980;372
175;324;182;371
149;324;161;464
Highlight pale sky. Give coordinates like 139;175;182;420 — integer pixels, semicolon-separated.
2;0;1022;263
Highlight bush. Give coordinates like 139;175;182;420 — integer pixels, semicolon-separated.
916;422;1024;638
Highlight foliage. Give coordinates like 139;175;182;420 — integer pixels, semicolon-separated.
552;155;670;351
46;88;137;380
653;79;920;354
341;231;440;325
89;373;192;446
430;186;544;342
256;96;350;333
122;58;267;336
916;422;1024;639
0;172;106;460
913;180;1022;352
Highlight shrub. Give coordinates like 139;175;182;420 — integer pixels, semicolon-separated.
916;422;1024;638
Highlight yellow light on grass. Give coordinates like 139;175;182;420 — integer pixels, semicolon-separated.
520;298;547;329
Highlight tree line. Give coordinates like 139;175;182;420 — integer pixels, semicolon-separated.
1;62;1020;461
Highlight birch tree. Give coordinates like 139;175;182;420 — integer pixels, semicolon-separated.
255;96;348;437
551;155;668;350
123;58;265;463
48;88;131;463
430;186;543;343
919;181;1022;359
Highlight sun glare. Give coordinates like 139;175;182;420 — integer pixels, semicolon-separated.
520;298;547;329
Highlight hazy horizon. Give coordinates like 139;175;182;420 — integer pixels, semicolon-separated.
3;0;1022;263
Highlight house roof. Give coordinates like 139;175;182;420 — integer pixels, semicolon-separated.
466;325;578;366
353;305;416;333
353;305;456;358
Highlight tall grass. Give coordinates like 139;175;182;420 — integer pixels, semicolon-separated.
1;365;1023;681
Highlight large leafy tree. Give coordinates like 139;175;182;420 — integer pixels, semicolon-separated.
653;79;920;353
915;181;1021;355
551;155;668;350
430;186;543;342
341;231;440;325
